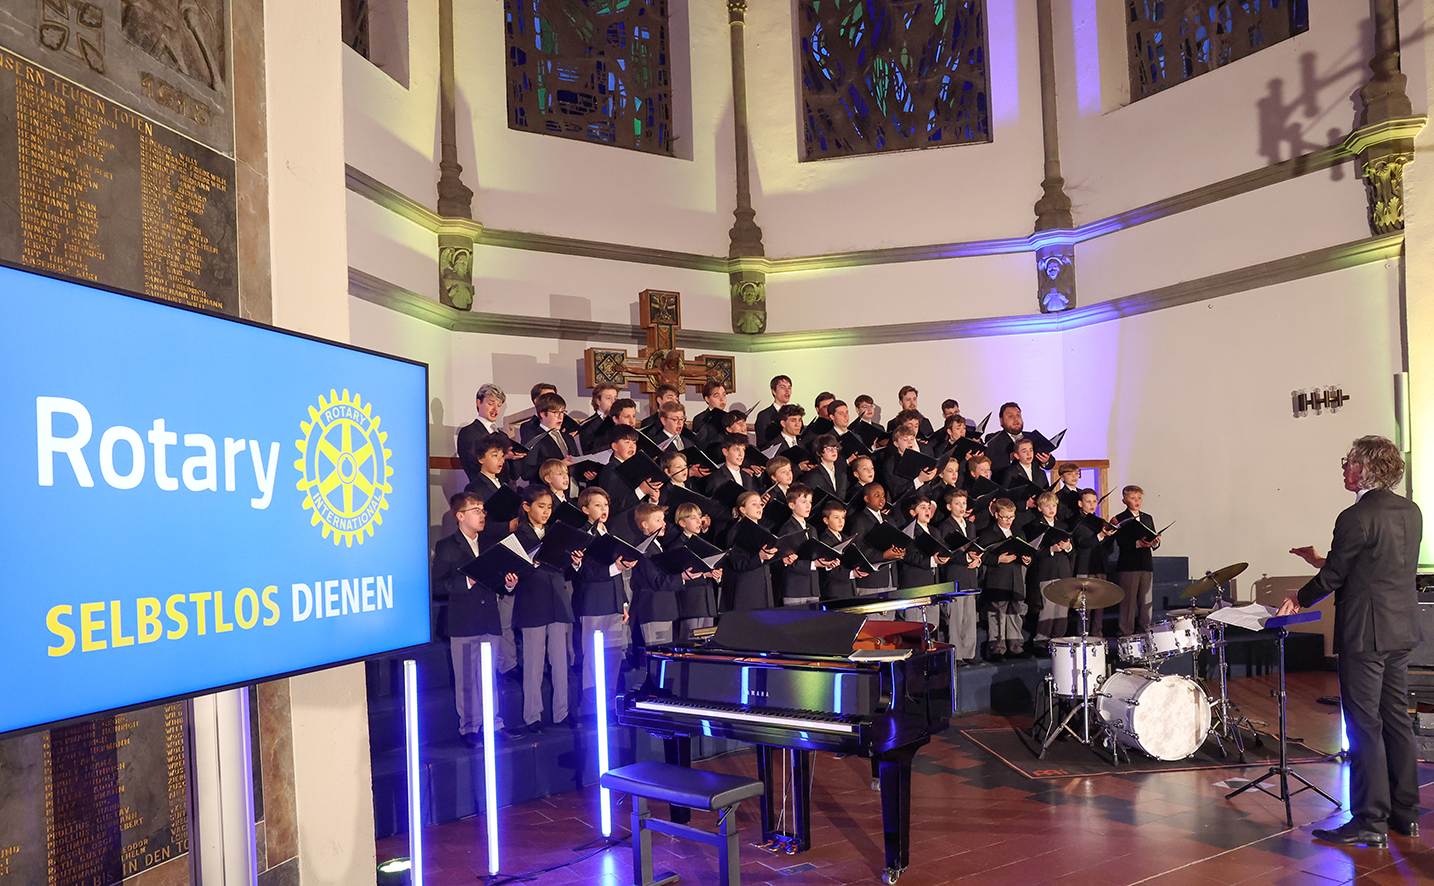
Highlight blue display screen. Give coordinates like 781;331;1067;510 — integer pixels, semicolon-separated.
0;264;431;736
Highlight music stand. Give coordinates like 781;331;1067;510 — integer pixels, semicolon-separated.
1224;611;1340;827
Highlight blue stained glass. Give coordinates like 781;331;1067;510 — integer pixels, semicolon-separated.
799;0;990;160
504;0;673;155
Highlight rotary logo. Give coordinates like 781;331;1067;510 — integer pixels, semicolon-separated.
295;389;392;546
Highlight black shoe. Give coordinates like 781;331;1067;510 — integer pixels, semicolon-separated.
964;658;982;666
986;652;1004;663
502;668;523;684
460;733;483;749
1390;814;1420;838
499;726;526;741
526;722;545;734
1311;821;1388;848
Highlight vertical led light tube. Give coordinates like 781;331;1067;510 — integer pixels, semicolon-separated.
403;659;424;886
594;630;612;837
480;642;500;874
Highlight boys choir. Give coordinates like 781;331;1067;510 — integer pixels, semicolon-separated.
433;377;1163;747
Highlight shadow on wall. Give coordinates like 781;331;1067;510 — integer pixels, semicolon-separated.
429;396;461;548
1255;14;1427;177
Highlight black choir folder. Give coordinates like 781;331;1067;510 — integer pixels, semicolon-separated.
893;448;938;480
1114;517;1176;544
460;536;536;591
649;536;728;576
534;521;593;570
482;485;523;523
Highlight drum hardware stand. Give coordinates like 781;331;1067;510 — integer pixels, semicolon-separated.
1225;620;1339;827
1202;620;1260;761
1036;601;1108;759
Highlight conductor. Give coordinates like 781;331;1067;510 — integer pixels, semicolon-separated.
1277;436;1422;847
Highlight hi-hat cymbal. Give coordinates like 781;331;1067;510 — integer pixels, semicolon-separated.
1042;577;1124;610
1180;562;1249;599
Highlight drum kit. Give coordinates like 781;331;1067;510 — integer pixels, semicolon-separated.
1033;564;1262;764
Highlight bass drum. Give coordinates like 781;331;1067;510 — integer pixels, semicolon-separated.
1096;669;1211;761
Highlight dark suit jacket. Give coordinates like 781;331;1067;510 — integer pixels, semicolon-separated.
934;516;980;590
510;524;575;628
521;427;579;482
517;413;581;445
597;457;645;515
457;419;517;485
431;531;504;638
574;524;627;617
1297;489;1423;653
463;473;515;549
1024;516;1073;584
898;524;941;589
721;519;775;611
997;462;1051;498
816;528;858;600
754;404;782;449
776;517;819;603
630;534;683;624
671;533;720;619
849;507;898;590
690;408;728;447
1111;509;1157;573
801;464;849;502
1071;519;1111;577
976;524;1023;599
984;431;1023;469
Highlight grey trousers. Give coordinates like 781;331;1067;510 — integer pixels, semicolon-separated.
640;621;674;645
986;600;1024;653
496;595;518;673
450;634;505;733
1117;570;1153;636
944;596;978;659
579;613;627;691
1034;579;1069;641
521;622;570;725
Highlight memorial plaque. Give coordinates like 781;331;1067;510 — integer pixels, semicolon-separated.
0;703;189;885
0;43;237;313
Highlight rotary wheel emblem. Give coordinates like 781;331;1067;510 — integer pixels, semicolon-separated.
295;389;393;546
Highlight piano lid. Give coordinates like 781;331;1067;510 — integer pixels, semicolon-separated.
710;609;869;657
821;582;975;617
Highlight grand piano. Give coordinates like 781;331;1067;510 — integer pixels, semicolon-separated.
616;584;968;885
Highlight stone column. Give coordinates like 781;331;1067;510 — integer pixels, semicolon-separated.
1033;0;1075;313
1358;0;1413;235
726;0;767;334
437;0;476;309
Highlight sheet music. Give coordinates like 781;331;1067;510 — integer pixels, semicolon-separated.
499;534;537;564
1206;603;1278;632
570;451;613;466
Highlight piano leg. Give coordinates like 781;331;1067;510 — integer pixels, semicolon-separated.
663;736;693;825
755;746;813;853
876;747;917;883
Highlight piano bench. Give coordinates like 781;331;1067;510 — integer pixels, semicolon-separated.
601;761;765;886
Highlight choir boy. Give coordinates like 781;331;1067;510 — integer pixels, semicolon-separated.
1071;488;1114;636
629;503;700;647
765;456;794;502
852;394;883;446
755;375;793;448
802;434;849;500
881;426;938;503
849;483;906;617
1053;463;1083;520
722;490;778;611
935;487;982;664
671;502;722;638
977;498;1031;660
691;380;729;446
521;391;578;482
1026;491;1075;645
898;492;951;627
1112;485;1161;636
512;485;582;731
578;382;620;452
596;426;662;515
432;493;520;745
776;484;835;606
817;501;867;600
573;487;636;702
639;384;680;434
539;459;579;504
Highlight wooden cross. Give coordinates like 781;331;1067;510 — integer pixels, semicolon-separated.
584;290;736;410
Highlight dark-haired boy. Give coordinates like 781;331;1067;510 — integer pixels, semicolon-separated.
521;391;578;482
578;383;620;453
433;493;521;745
776;484;835;606
691;381;729;447
802;433;849;501
639;384;680;434
512;486;582;731
816;500;866;600
754;375;792;449
596;426;662;515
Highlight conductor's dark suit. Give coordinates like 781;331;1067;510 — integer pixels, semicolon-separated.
1296;488;1422;833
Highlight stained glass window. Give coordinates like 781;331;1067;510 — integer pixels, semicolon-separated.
797;0;991;161
503;0;673;156
1128;1;1309;101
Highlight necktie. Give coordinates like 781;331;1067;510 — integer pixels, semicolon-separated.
551;428;569;458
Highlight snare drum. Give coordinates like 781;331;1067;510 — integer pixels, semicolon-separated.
1096;669;1212;761
1147;615;1203;659
1049;637;1107;698
1116;633;1154;662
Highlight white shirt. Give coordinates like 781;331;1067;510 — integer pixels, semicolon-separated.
462;529;481;557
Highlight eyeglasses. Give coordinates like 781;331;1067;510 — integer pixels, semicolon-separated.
460;507;484;516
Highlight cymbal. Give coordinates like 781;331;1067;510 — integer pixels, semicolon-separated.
1166;606;1214;617
1042;577;1124;610
1180;562;1248;599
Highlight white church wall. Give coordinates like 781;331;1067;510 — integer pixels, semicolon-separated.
448;0;735;256
742;0;1047;258
1057;0;1385;227
1061;260;1403;596
1074;167;1375;305
762;252;1037;333
342;0;441;204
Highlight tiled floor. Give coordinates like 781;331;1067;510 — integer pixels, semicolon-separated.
378;671;1434;885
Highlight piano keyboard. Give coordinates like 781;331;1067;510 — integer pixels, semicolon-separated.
632;699;856;734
